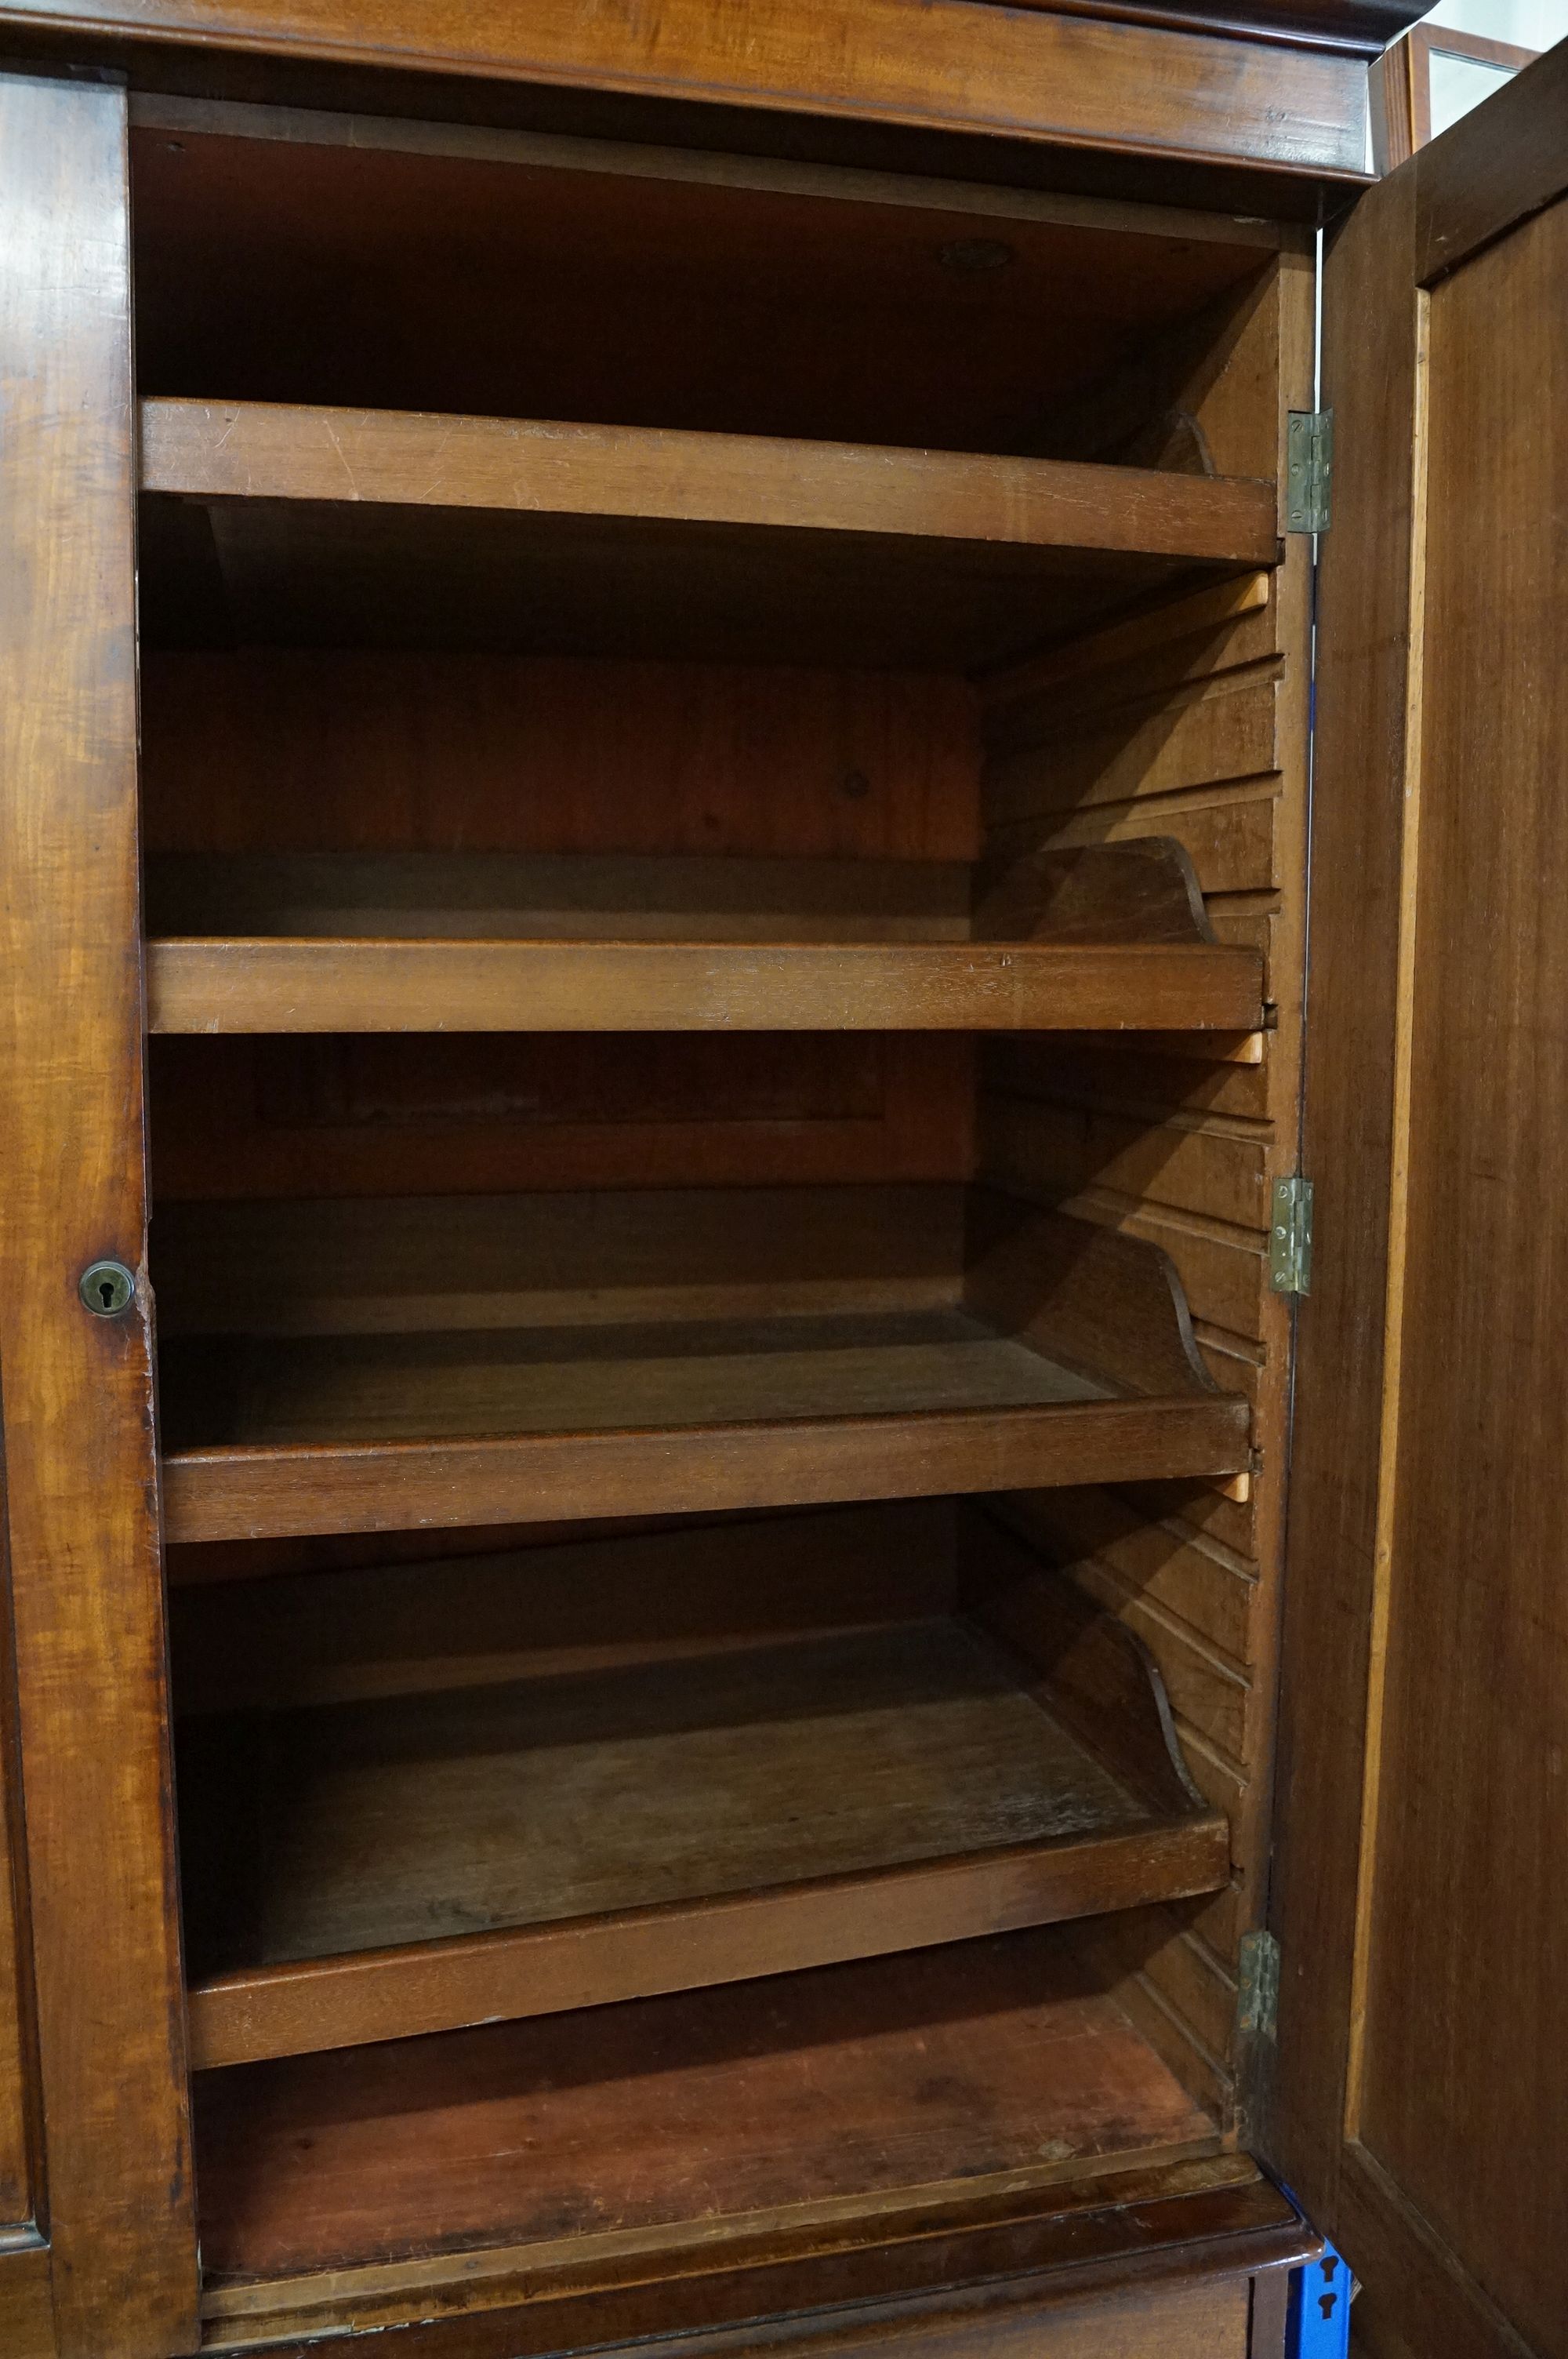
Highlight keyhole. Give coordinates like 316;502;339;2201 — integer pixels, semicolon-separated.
1319;2292;1339;2321
80;1259;135;1317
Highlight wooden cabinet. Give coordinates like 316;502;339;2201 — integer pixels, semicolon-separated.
0;8;1561;2357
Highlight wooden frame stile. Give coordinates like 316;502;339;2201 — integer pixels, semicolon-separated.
1268;42;1568;2359
0;67;198;2359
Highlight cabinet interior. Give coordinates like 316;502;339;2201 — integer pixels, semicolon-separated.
132;93;1299;2324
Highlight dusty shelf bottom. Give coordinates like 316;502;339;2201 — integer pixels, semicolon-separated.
194;1930;1229;2319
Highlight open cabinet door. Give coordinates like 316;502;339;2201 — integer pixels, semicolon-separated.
1266;40;1568;2359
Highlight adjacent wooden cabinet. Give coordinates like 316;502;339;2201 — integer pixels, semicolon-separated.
0;9;1562;2357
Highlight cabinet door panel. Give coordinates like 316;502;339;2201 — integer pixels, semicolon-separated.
0;68;197;2359
1270;41;1568;2359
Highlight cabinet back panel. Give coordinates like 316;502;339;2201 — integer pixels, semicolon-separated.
140;650;979;861
148;1033;975;1198
143;646;979;1199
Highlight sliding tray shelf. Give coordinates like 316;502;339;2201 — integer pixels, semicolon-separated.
175;1503;1229;2068
143;840;1265;1037
138;398;1278;668
153;1184;1250;1543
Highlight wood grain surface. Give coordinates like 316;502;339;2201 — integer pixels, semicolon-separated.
160;1394;1249;1544
1348;186;1568;2359
2;0;1376;186
0;2234;53;2359
142;397;1277;561
0;71;196;2358
147;938;1262;1036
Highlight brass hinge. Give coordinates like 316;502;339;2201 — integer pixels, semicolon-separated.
1237;1929;1280;2041
1269;1175;1313;1296
1286;408;1334;533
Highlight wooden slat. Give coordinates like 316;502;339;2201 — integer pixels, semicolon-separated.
0;72;196;2358
147;938;1265;1035
986;1038;1271;1123
986;618;1282;749
140;398;1277;567
993;1490;1254;1668
984;572;1271;707
162;1395;1250;1544
979;1097;1270;1232
985;678;1279;824
993;1188;1266;1344
150;1187;1236;1392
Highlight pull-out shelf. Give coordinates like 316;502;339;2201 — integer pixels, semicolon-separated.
152;1184;1250;1542
143;843;1265;1037
175;1503;1229;2068
139;398;1277;670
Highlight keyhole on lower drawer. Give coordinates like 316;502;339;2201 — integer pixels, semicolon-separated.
80;1259;136;1317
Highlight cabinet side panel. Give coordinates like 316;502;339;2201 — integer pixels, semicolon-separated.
977;249;1312;2115
0;69;198;2359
